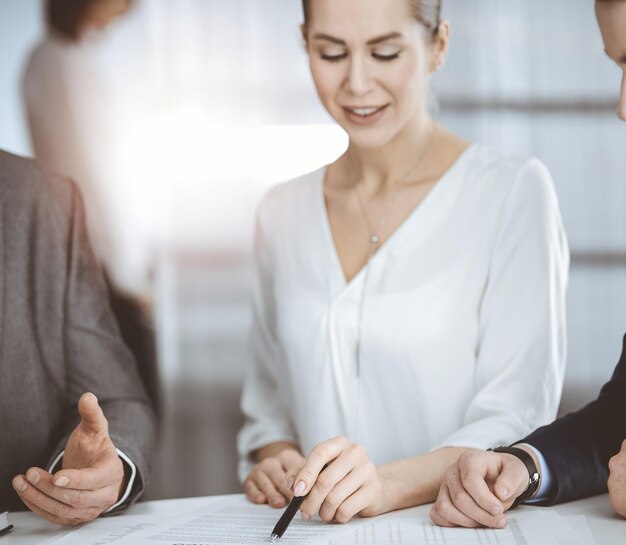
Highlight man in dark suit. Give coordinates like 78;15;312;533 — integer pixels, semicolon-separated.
430;0;626;528
0;149;156;525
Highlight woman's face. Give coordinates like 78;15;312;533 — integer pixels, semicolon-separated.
84;0;131;30
596;0;626;121
304;0;443;150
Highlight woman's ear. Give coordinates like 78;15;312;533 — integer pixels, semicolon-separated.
430;20;450;73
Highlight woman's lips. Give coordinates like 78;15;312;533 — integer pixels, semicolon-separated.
342;104;389;125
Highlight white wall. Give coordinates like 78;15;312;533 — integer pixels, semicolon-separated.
0;0;42;156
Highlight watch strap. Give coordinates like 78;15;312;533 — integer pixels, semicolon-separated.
487;446;540;508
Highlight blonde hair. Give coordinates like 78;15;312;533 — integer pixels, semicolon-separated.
302;0;442;38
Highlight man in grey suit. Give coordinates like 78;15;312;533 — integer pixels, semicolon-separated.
0;149;157;525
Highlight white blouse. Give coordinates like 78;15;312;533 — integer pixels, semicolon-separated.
237;144;569;480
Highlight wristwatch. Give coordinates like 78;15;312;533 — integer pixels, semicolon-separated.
487;446;540;508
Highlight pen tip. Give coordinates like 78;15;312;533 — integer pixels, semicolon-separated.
270;534;280;542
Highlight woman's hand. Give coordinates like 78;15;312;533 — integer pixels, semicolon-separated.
244;445;305;509
288;436;391;523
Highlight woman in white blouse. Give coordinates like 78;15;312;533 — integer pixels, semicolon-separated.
238;0;569;523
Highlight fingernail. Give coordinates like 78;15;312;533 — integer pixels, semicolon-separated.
499;487;509;498
498;518;507;529
27;470;39;484
294;481;306;497
491;504;503;515
55;476;69;487
271;496;283;507
13;477;27;492
287;477;295;490
301;511;311;521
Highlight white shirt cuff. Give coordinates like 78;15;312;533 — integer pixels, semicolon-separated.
48;448;137;513
516;443;554;503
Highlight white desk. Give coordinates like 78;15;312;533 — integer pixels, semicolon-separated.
3;493;624;544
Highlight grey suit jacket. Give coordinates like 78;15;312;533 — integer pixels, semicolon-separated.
0;150;156;512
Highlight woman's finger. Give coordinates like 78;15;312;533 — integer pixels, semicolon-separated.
300;443;365;520
293;436;350;497
251;467;287;508
318;461;375;522
244;477;266;504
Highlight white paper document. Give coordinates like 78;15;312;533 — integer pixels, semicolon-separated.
106;500;366;545
46;515;165;545
48;499;596;545
329;511;596;545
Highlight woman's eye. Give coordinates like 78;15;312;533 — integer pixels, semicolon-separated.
320;52;347;62
372;50;401;62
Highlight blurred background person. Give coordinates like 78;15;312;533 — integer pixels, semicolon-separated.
22;0;160;414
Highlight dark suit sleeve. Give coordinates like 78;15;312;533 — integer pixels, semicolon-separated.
51;181;157;509
522;334;626;505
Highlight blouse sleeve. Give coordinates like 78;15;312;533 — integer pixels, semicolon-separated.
437;158;569;450
237;197;299;482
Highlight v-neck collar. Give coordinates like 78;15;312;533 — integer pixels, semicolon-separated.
318;143;478;289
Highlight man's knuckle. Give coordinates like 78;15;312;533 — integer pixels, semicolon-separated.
450;488;466;506
71;492;86;508
437;498;453;518
56;502;72;518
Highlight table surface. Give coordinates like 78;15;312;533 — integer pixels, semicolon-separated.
3;493;624;544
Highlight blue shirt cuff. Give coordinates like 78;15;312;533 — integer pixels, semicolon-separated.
48;448;137;513
516;443;554;503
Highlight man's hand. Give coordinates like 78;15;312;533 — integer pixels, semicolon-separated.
12;392;127;526
430;449;530;529
608;439;626;518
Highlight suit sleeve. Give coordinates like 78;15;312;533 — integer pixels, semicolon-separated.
50;181;157;510
523;335;626;505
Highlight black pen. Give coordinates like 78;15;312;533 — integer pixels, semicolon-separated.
269;463;329;542
269;494;306;542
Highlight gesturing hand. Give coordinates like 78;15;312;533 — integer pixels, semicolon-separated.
608;439;626;518
430;449;529;529
12;393;127;525
289;436;390;523
245;447;306;508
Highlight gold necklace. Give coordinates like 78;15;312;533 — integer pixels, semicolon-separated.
353;122;437;255
352;122;437;383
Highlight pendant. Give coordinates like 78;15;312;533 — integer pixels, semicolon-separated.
370;234;380;244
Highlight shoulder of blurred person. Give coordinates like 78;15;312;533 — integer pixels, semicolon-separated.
0;149;156;513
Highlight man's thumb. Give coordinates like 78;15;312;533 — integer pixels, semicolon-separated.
493;462;527;503
78;392;108;433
